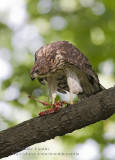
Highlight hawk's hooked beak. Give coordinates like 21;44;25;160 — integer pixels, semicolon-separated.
31;77;35;81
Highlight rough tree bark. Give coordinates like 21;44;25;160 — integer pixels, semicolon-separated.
0;86;115;158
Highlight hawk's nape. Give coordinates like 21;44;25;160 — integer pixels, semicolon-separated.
30;41;105;104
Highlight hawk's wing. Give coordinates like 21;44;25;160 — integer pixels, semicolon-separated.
57;41;104;94
54;41;98;80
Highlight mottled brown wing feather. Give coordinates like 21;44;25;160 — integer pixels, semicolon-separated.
58;41;104;92
35;41;95;78
54;41;98;80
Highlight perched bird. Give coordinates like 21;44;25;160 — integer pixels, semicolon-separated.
30;41;104;104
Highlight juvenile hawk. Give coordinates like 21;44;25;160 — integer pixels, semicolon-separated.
30;41;104;104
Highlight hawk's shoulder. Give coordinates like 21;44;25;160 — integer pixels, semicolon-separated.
54;41;98;82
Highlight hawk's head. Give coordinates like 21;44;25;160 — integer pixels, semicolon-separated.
30;57;50;80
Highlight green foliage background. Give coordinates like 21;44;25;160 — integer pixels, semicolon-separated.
0;0;115;160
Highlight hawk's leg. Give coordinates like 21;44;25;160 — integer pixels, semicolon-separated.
52;97;55;104
66;69;83;104
47;76;57;104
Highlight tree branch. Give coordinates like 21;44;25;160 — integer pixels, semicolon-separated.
0;87;115;158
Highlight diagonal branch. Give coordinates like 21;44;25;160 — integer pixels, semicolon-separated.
0;87;115;158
